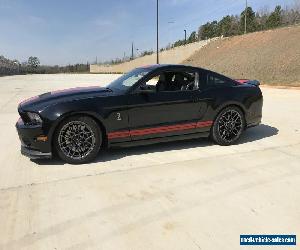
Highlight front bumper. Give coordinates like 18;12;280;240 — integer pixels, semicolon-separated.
21;145;52;159
16;118;52;159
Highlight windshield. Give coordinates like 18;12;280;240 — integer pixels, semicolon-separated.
107;68;151;91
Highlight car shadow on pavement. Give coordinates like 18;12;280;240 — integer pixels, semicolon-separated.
33;124;278;166
238;123;278;144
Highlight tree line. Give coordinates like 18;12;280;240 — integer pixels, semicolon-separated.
197;4;300;40
0;56;90;76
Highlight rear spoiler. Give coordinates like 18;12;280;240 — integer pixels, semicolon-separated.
235;79;260;86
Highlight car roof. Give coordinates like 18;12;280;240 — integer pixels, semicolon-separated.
137;64;235;82
137;64;202;71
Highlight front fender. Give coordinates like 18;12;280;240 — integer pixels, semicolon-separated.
40;99;107;149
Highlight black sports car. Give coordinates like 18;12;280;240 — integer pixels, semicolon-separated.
16;64;263;164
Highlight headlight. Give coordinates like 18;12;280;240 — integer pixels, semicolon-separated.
27;112;42;125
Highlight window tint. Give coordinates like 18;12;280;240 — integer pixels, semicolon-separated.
143;70;199;92
207;73;234;87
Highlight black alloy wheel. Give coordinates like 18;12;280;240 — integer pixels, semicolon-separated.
54;116;101;164
211;106;245;145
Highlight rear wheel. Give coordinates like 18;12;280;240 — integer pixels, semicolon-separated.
54;115;101;164
211;106;245;145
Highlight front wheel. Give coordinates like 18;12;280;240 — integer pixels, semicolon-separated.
54;116;101;164
211;106;245;146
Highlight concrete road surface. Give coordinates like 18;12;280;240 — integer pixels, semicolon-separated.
0;74;299;250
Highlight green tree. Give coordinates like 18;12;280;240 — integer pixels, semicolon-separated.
218;15;239;37
240;6;257;33
173;39;185;47
198;21;219;40
266;5;282;28
188;31;197;43
27;56;40;68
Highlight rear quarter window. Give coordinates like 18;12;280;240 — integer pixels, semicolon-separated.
207;73;236;87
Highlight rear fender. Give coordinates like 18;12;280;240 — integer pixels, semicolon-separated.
236;79;260;86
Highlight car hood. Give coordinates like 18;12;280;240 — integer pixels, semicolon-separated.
19;86;114;112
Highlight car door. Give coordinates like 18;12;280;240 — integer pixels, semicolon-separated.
127;68;210;141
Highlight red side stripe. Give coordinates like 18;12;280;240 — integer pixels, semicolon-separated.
131;123;197;136
108;120;213;139
107;131;130;139
196;121;213;128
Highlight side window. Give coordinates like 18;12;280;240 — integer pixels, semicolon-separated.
138;73;167;92
141;70;200;92
166;71;199;91
145;76;159;86
207;73;234;87
142;72;174;92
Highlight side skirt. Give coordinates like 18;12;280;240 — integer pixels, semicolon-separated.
109;131;210;148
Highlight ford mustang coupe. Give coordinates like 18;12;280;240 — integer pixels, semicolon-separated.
16;64;263;164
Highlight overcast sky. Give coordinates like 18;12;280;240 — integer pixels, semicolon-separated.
0;0;295;65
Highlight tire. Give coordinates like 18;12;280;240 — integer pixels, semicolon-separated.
211;106;245;146
54;115;102;164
